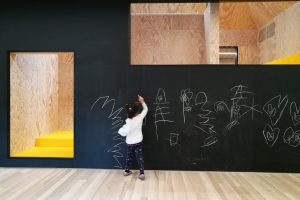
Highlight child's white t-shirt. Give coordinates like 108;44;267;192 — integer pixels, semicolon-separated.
118;103;148;144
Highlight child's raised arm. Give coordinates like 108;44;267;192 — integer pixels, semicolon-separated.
138;95;148;118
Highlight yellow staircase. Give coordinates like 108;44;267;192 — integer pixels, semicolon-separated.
12;131;74;158
265;53;300;64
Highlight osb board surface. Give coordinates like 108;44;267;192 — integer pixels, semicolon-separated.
131;15;206;64
131;3;206;14
259;2;300;63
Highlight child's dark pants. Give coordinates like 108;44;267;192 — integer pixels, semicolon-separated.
125;142;144;174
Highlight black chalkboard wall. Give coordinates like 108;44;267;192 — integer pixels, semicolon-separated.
0;1;300;172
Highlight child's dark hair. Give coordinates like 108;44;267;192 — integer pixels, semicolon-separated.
126;103;139;119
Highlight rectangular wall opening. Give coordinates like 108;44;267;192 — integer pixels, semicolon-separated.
10;52;74;158
131;1;300;65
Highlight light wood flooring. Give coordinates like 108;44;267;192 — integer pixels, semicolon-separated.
0;168;300;200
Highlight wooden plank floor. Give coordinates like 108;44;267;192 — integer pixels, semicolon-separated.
0;168;300;200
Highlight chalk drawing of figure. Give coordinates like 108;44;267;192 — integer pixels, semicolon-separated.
154;88;174;140
180;89;194;124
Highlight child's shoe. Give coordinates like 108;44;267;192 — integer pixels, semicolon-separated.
123;170;132;176
138;173;145;180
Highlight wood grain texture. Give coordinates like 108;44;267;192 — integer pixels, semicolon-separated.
259;2;300;63
248;1;296;29
220;30;259;64
36;54;59;138
58;53;74;131
131;3;206;14
131;15;206;64
220;2;257;30
10;54;38;155
204;3;219;64
10;53;74;156
220;1;295;30
1;168;300;200
10;53;59;155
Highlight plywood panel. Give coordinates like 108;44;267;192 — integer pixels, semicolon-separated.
248;1;296;28
220;2;295;30
58;53;74;131
259;35;276;64
259;2;300;63
220;2;257;30
37;54;59;137
275;2;300;59
10;53;59;155
10;54;39;155
131;3;206;14
220;30;259;64
204;3;219;64
131;15;206;64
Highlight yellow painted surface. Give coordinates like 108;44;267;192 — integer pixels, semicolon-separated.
11;147;73;158
265;53;300;64
36;131;73;147
11;131;74;158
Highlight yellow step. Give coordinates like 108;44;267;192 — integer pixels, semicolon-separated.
35;131;73;147
11;130;74;158
265;53;300;64
11;147;73;158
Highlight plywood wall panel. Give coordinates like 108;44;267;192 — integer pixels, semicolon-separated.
204;3;219;64
10;53;59;155
248;1;296;28
220;3;257;30
220;2;295;30
131;3;206;14
275;2;300;59
220;30;259;64
58;53;74;131
10;54;39;155
131;15;206;64
259;2;300;63
259;36;276;64
37;54;59;137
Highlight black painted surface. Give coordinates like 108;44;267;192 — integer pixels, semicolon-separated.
0;1;300;172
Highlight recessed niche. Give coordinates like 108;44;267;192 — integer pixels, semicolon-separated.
131;3;207;65
131;1;300;65
10;52;74;158
219;46;238;65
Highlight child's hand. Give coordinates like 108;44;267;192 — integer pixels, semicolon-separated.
138;95;144;103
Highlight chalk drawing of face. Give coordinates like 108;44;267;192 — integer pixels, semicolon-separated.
180;89;193;111
170;133;179;147
156;88;167;104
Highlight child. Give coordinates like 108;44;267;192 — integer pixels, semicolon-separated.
118;95;148;180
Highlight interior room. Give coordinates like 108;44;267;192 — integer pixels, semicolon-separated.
10;52;74;158
131;1;300;65
0;1;300;199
